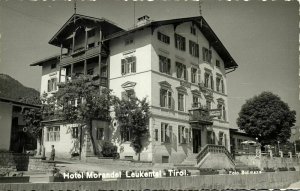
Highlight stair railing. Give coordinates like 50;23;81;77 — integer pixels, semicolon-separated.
196;144;235;165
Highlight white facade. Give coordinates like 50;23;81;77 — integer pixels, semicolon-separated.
34;14;237;163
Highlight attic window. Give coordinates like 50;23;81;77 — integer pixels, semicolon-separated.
51;63;57;69
88;29;95;38
125;38;134;46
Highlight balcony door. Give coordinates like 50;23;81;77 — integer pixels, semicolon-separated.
192;128;201;153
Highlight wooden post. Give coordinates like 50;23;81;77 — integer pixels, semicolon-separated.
71;64;74;77
72;32;75;53
84;27;88;75
98;28;102;90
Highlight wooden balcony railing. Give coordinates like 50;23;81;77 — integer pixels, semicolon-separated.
196;144;235;165
60;46;108;66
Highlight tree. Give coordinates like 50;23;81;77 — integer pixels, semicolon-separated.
113;96;150;161
47;75;113;157
237;91;296;146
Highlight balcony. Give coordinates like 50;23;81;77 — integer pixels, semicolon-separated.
189;106;213;125
60;46;108;66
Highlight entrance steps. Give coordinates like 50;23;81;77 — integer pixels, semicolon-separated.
174;153;198;170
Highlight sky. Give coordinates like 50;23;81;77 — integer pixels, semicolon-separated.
0;0;299;127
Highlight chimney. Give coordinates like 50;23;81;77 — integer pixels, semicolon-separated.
136;15;150;27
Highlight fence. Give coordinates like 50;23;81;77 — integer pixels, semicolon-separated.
0;171;299;190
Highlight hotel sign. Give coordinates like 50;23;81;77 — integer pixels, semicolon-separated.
209;109;221;117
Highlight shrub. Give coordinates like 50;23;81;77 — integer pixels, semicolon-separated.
278;167;288;171
101;141;119;158
289;167;296;171
199;168;219;175
263;167;275;172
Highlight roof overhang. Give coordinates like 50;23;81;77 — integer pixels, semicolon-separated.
49;14;125;47
104;16;238;69
30;55;60;66
0;97;41;109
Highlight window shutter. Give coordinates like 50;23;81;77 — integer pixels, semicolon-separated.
210;75;214;90
202;47;205;61
189;128;192;143
167;59;171;75
189;41;192;54
209;50;212;62
169;125;172;143
221;80;224;93
121;59;125;74
183;37;186;51
161;124;165;142
168;91;172;109
47;79;51;92
185;128;189;143
132;56;136;73
178;126;181;144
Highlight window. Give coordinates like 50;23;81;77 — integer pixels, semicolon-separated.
162;156;169;163
178;93;184;111
216;76;224;93
189;40;199;57
191;68;197;83
159;55;171;75
160;88;172;109
155;129;158;141
125;38;133;45
87;68;94;75
190;26;196;35
174;33;185;51
217;103;226;121
72;127;78;138
204;72;214;90
216;60;220;68
192;95;200;108
121;89;135;100
161;123;172;143
197;69;201;84
178;126;189;144
47;78;57;92
121;56;136;75
97;128;104;140
202;47;212;62
206;100;211;110
51;62;56;69
218;131;224;146
121;128;131;142
46;126;60;142
157;32;170;44
207;131;215;145
176;62;187;80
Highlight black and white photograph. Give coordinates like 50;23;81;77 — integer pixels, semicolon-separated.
0;0;299;190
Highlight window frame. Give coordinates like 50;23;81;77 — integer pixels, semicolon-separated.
189;40;199;58
160;88;172;109
46;126;60;142
176;62;187;81
174;33;186;51
178;92;185;111
159;55;171;75
157;31;170;44
121;56;136;75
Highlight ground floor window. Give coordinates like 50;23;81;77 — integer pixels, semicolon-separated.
178;126;190;144
161;123;172;143
121;128;131;142
218;131;224;146
46;126;60;142
72;127;78;138
207;130;215;144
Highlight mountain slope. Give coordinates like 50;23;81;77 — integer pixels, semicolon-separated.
0;74;40;104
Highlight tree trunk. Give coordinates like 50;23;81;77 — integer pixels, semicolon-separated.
89;120;97;156
79;125;83;160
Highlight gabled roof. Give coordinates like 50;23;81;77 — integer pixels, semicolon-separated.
49;14;125;47
104;16;238;70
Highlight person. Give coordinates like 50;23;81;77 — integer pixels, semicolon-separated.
50;145;55;161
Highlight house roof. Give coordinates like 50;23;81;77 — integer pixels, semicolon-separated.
48;14;125;47
104;16;238;69
0;96;41;108
30;54;60;66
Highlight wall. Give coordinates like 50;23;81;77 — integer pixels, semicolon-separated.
1;171;300;190
0;102;12;150
0;152;29;171
236;155;300;170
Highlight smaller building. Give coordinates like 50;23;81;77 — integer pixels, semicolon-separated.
0;97;40;153
230;128;256;155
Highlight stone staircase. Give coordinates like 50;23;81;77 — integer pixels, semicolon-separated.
174;153;199;170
